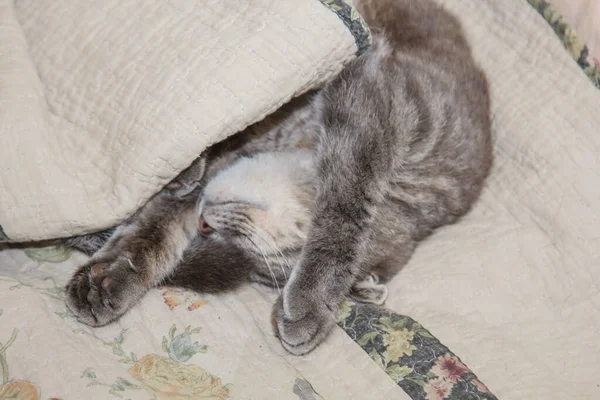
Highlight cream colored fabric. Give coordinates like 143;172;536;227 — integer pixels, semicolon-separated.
0;0;358;242
0;248;408;399
2;0;600;399
386;0;600;399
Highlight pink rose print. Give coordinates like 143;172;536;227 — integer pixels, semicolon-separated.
424;377;453;400
431;353;469;382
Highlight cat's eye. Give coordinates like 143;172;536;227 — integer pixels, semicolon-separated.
199;218;213;234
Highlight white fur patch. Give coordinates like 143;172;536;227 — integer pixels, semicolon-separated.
202;150;315;252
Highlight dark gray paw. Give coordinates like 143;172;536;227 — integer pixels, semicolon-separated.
271;289;336;356
65;258;147;326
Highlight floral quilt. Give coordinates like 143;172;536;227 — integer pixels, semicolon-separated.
0;244;498;400
0;246;409;400
2;0;600;399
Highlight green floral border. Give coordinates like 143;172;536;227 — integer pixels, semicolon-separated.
527;0;600;88
338;300;497;400
318;0;371;56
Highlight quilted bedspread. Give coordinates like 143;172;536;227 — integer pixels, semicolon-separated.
0;249;410;399
0;0;366;242
1;0;600;400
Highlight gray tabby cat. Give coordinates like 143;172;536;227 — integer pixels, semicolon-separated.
65;0;492;356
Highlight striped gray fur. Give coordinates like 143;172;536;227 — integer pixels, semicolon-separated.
64;0;492;356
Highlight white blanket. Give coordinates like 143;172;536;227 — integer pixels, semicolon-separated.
0;0;363;242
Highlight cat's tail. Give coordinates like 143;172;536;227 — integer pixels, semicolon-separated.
353;0;464;48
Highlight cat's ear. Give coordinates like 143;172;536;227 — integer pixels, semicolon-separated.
164;156;207;197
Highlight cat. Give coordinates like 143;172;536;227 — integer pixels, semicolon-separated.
65;94;327;324
65;0;492;356
65;103;388;323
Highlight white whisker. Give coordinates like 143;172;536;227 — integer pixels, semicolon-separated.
245;235;281;294
247;221;290;281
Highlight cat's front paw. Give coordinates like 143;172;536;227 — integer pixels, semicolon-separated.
271;289;336;356
65;258;148;326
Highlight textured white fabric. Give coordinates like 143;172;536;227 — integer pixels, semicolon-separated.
1;0;599;398
0;0;358;241
386;0;600;398
0;248;409;399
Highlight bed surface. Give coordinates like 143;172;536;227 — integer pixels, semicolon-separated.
1;0;600;399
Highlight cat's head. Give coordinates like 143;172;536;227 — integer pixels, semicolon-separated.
196;151;315;287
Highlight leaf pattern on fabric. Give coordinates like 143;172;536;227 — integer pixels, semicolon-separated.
24;246;72;263
80;324;230;399
0;314;60;400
